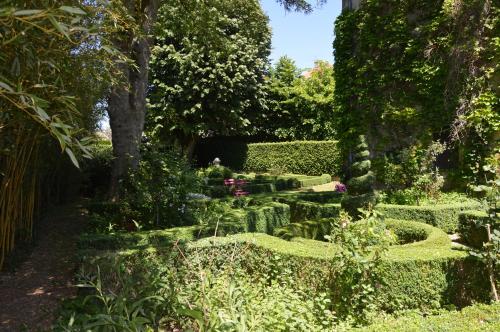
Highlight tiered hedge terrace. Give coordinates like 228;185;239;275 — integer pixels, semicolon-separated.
80;190;491;314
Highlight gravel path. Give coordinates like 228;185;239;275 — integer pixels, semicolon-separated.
0;203;86;331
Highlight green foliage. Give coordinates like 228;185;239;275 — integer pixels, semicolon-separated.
385;219;431;244
377;141;447;204
195;139;342;175
243;140;342;175
0;1;116;165
275;0;328;13
333;0;499;166
271;55;300;86
177;270;335;331
378;202;482;233
118;146;202;229
191;220;489;314
201;166;234;179
76;214;491;328
81;200;291;250
459;210;491;249
0;0;123;267
287;201;341;223
357;302;500;332
342;136;377;219
148;0;271;148
468;155;500;300
56;259;178;331
259;58;336;140
325;210;395;323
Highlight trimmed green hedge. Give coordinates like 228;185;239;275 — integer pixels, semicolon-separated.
80;202;290;251
189;220;489;312
289;201;341;222
204;174;332;197
378;202;483;233
243;141;341;175
458;210;492;249
273;194;341;222
357;302;500;332
79;218;490;314
196;140;342;175
385;219;429;244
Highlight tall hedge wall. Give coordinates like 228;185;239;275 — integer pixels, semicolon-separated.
195;139;342;176
244;141;341;175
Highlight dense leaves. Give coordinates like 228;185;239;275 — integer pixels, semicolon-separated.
258;57;336;140
148;0;271;153
333;0;498;160
0;0;119;268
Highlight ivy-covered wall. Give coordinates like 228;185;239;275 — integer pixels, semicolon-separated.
333;0;498;157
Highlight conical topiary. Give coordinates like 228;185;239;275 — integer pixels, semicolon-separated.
341;135;377;219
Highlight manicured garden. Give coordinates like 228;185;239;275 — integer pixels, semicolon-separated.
50;136;497;331
1;0;498;330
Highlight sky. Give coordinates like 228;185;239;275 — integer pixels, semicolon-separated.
260;0;343;70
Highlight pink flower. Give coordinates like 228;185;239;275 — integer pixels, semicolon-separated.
335;183;347;193
224;178;235;186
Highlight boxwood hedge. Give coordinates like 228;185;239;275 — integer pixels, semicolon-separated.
196;140;342;175
458;210;493;249
190;221;490;312
243;141;341;175
378;202;483;233
357;302;500;332
80;202;290;251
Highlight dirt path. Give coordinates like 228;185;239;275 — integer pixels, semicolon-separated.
0;203;86;331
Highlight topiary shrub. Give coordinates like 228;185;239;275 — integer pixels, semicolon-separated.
341;135;376;219
458;210;491;249
204;166;233;179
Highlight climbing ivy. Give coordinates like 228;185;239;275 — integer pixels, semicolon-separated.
333;0;498;165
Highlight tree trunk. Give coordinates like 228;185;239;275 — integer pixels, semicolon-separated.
107;0;158;200
184;135;199;163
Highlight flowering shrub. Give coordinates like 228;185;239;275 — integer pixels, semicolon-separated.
224;178;249;197
335;183;347;193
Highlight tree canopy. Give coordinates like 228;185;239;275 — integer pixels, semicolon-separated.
148;0;271;153
256;57;335;140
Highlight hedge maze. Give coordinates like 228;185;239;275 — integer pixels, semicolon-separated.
81;188;492;314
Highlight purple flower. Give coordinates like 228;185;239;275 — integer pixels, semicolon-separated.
335;183;347;193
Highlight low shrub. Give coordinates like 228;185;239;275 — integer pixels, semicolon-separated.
458;210;491;248
385;219;430;244
203;166;234;179
246;202;290;234
203;174;332;197
289;201;341;222
356;302;500;332
245;182;277;194
80;202;290;251
378;202;483;233
190;220;490;313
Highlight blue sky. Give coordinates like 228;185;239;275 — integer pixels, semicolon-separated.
261;0;342;70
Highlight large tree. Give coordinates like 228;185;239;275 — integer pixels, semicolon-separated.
257;58;335;140
106;0;159;198
106;0;324;195
148;0;271;157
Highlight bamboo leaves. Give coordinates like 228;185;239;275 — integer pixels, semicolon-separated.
0;0;120;269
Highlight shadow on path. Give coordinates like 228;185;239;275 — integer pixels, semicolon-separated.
0;203;87;331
